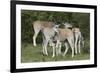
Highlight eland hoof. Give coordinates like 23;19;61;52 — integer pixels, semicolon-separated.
52;55;55;58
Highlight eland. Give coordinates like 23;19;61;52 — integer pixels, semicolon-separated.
72;28;84;54
64;23;84;54
42;25;59;57
33;21;56;46
54;28;75;57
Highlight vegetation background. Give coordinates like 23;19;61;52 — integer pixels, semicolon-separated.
21;10;90;63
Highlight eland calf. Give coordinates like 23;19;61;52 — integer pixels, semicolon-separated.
42;25;59;57
72;28;84;54
64;23;84;54
54;28;75;58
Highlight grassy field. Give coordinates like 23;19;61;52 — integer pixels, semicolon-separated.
21;43;90;63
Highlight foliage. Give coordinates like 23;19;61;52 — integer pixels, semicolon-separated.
21;10;90;43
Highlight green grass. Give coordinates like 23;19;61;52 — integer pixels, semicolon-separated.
21;43;90;63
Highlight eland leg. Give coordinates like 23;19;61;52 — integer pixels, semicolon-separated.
63;42;69;56
56;42;62;56
43;39;49;56
78;39;81;54
33;29;40;46
75;34;78;54
63;37;74;58
52;43;56;57
58;42;62;55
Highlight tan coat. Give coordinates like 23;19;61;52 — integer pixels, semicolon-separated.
57;28;74;41
33;20;55;46
33;21;55;30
